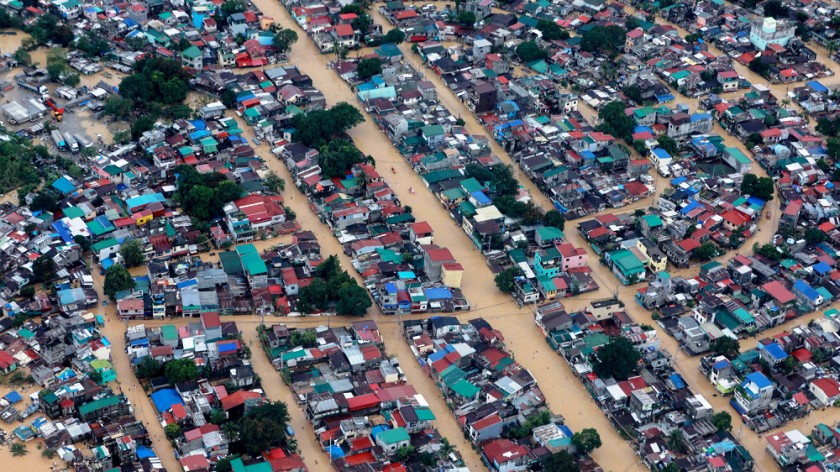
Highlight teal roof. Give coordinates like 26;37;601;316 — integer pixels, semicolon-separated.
537;226;564;241
377;427;410;445
641;214;662;227
79;395;120;416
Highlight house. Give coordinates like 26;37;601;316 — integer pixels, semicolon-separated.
181;45;203;70
605;249;646;285
375;427;410;454
750;17;795;51
792;279;823;309
423;245;456;282
118;298;145;320
722;147;751;173
482;438;530;472
201;312;222;340
0;350;17;374
470;81;498;114
734;372;774;413
810;378;840;406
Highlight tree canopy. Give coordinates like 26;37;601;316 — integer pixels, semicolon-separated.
297;255;371;315
711;411;732;432
120;239;145;267
537;20;569;40
581;25;627;57
175;165;243;222
695;241;719;261
572;428;602;454
596;101;634;142
382;28;406;44
357;57;383;80
516;40;547;63
164;358;199;384
272;28;298;54
544;210;566;231
740;174;774;201
292;102;365;147
239;402;291;455
592;336;640;380
103;264;136;300
710;336;740;359
494;267;523;293
544;451;580;472
118;57;192;108
318;140;366;178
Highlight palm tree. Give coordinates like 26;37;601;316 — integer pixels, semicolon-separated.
440;438;455;457
11;443;28;457
42;448;56;459
781;98;791;108
666;430;684;453
828;40;838;58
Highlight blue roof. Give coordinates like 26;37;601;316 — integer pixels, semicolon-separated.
150;388;184;412
713;359;730;370
814;261;832;275
425;287;453;300
122;18;137;27
129;338;149;347
745;371;772;389
793;279;820;301
560;425;573;437
236;92;256;103
397;271;416;279
176;279;198;289
470;191;492;206
763;342;788;361
188;129;211;141
690;113;711;122
668;373;687;389
652;148;672;160
4;391;22;404
136;445;156;459
634;126;652;133
52;220;73;244
102;258;114;270
428;349;448;362
671;176;687;186
125;193;165;211
807;80;828;93
384;282;397;294
52;177;77;195
746;196;765;208
217;341;238;353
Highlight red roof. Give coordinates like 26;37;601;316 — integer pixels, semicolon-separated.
482;439;530;465
762;280;795;304
334;23;354;37
201;312;221;329
348;393;380;412
624;180;649;196
812;378;840;398
221;390;262;410
411;221;433;236
677;238;701;252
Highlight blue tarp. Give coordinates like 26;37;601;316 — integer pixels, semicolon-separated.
52;221;73;244
470;191;492;206
397;271;416;279
217;341;238;354
668;373;687;389
4;391;22;404
176;279;198;289
425;288;453;300
671;176;687;186
807;80;828;93
151;389;184;412
102;258;114;270
130;337;149;347
327;444;344;459
136;445;156;459
746;196;765;207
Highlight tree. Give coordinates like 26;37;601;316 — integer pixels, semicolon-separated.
14;47;31;66
220;0;246;17
753;176;774;201
335;283;372;316
12;314;26;328
357;57;382;80
710;336;740;359
622;85;643;104
104;96;134;119
135;356;162;379
352;14;373;36
625;16;642;31
318;140;366;178
596;101;634;142
543;451;579;472
657;135;679;155
805;228;828;245
544;210;566;231
666;430;684;452
32;254;55;282
290;330;318;348
572;428;602;454
30;190;60;212
516;40;547;62
456;11;476;27
740;173;757;195
120;239;145;267
748;58;770;76
495;267;523;293
239;401;290;455
382;28;406;44
695;241;719;261
164;358;199;384
712;411;732;432
103;264;136;300
41;448;56;459
165;424;182;439
581;25;627;57
64;73;80;87
11;443;27;457
265;171;285;193
19;286;35;298
51;24;74;47
763;0;789;19
298;277;329;313
209;409;226;425
221;89;238;109
537;20;569;40
89;369;103;384
272;28;298;54
592;336;640;380
292;103;364;147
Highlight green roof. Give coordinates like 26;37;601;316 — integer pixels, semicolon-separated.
641;214;662;228
421;124;445;137
670;70;690;80
414;407;435;421
90;359;112;371
161;324;178;340
220;251;243;274
377;427;410;445
63;206;85;219
460;177;483;193
442;187;467;201
537;226;564;241
422;169;461;184
79;395;121;416
509;248;527;264
181;45;201;59
609;249;645;276
91;238;119;252
450;378;480;398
